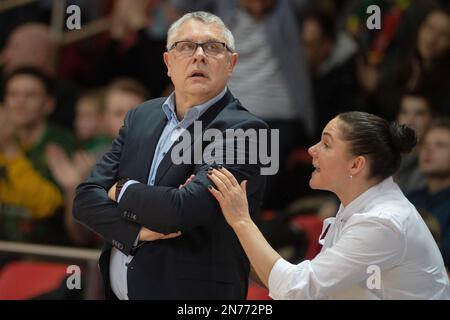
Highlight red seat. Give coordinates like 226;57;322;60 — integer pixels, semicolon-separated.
247;282;271;300
291;215;323;260
0;261;69;300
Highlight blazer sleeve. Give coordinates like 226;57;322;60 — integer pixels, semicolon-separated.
117;119;268;234
72;108;141;255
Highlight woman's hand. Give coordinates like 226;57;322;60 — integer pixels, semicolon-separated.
207;167;251;228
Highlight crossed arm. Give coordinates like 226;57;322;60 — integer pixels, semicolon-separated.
73;108;265;255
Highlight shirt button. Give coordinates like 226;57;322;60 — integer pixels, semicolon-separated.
125;262;129;267
151;179;155;184
162;152;166;156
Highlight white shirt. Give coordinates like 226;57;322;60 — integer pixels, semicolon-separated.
268;177;450;299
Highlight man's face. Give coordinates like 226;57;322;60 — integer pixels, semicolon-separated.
75;97;102;141
1;24;53;75
302;19;332;73
4;74;53;128
420;128;450;177
163;19;238;105
103;89;144;138
417;11;450;61
239;0;278;20
397;96;432;141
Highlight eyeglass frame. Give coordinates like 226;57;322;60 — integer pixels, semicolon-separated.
168;40;234;57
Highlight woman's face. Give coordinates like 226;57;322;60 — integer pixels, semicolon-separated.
308;117;355;193
417;11;450;61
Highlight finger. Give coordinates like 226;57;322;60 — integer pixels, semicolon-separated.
162;231;182;239
208;184;224;201
217;166;239;187
208;172;229;193
240;180;247;193
210;169;234;190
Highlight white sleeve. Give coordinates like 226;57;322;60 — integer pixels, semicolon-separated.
268;217;406;299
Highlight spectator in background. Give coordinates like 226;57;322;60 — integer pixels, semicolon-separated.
102;78;150;138
362;5;450;119
47;89;111;247
47;78;148;247
407;118;450;270
394;91;434;193
92;0;173;97
0;67;74;245
73;89;111;157
0;23;80;129
301;10;360;136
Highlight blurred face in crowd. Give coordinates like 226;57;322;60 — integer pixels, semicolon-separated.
4;74;54;129
103;89;144;138
1;23;56;76
397;95;432;142
417;10;450;62
420;128;450;178
308;117;360;193
75;96;103;141
302;18;333;74
239;0;278;20
164;19;238;107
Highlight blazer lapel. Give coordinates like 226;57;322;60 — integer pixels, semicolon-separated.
135;106;167;182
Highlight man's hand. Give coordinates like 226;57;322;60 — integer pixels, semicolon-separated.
139;226;182;241
108;182;118;201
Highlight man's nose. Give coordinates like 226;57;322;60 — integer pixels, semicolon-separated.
192;46;207;62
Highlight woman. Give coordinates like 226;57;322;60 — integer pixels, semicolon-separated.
207;111;450;299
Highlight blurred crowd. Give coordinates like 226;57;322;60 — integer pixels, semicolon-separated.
0;0;449;275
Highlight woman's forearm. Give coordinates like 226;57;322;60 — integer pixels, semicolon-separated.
232;219;282;288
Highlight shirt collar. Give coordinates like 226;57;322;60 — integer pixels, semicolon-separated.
337;176;399;222
161;87;227;128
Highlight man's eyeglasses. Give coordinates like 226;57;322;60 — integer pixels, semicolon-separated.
169;41;233;57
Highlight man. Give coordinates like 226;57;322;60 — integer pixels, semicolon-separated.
73;11;268;299
394;91;434;193
102;78;150;139
407;118;450;270
0;67;75;245
301;11;360;135
1;23;79;129
171;0;314;209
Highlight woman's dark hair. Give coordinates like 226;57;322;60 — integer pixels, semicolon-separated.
337;111;417;181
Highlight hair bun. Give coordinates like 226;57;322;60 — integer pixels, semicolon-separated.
389;122;417;154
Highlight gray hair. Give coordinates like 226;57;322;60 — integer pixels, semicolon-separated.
166;11;236;52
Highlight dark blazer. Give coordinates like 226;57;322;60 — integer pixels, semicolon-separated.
73;90;268;299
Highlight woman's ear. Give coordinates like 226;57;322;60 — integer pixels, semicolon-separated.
349;155;367;177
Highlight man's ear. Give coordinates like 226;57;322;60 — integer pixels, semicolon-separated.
349;155;366;177
227;52;238;77
163;52;172;78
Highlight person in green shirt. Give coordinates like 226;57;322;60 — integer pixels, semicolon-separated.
0;67;75;245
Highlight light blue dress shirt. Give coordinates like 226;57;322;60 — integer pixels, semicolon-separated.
110;87;228;299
